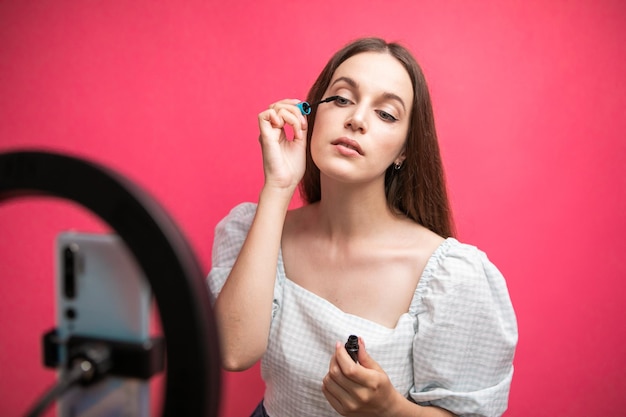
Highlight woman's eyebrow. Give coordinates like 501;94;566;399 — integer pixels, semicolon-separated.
329;76;406;112
330;76;358;89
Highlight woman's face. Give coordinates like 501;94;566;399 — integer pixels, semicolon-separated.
311;51;413;186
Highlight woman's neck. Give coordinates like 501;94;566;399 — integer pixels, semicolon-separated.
315;178;399;241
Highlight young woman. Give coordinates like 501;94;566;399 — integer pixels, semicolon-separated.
208;37;517;417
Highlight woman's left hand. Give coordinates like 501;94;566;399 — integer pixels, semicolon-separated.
322;337;404;417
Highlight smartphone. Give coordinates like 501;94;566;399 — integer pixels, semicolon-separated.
55;231;152;417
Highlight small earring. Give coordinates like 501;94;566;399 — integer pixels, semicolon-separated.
394;162;402;170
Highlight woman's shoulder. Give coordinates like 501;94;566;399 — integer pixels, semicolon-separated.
211;203;259;244
216;202;257;226
417;237;508;301
426;237;499;274
224;201;257;218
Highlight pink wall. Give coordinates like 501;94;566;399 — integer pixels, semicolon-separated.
1;1;625;415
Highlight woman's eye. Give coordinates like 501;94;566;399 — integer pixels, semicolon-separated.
335;96;351;106
377;110;398;122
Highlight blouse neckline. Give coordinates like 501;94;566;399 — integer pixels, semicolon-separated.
275;237;457;330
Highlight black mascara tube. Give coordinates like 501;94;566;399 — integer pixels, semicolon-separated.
345;335;359;363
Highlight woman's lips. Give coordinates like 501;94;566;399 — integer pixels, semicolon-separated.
331;138;364;156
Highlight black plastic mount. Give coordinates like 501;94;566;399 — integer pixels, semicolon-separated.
43;329;165;380
0;150;221;417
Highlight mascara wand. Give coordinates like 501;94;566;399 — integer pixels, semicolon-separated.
296;96;341;115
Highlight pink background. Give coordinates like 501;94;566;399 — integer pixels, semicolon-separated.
1;1;624;416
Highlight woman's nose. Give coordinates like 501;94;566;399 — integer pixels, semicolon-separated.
344;106;367;133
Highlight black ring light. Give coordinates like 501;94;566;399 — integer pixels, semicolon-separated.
0;150;221;417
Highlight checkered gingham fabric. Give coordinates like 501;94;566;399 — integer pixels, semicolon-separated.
208;203;517;417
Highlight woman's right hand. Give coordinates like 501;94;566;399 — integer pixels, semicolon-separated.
214;99;309;370
258;99;309;192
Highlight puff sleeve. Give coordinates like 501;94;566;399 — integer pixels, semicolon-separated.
409;241;518;417
206;202;257;305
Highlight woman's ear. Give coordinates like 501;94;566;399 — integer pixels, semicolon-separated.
394;149;407;166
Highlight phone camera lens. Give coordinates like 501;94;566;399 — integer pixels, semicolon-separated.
65;307;76;320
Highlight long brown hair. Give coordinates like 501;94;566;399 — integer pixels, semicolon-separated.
299;37;456;238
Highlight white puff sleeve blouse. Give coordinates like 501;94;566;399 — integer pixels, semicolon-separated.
208;203;518;417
